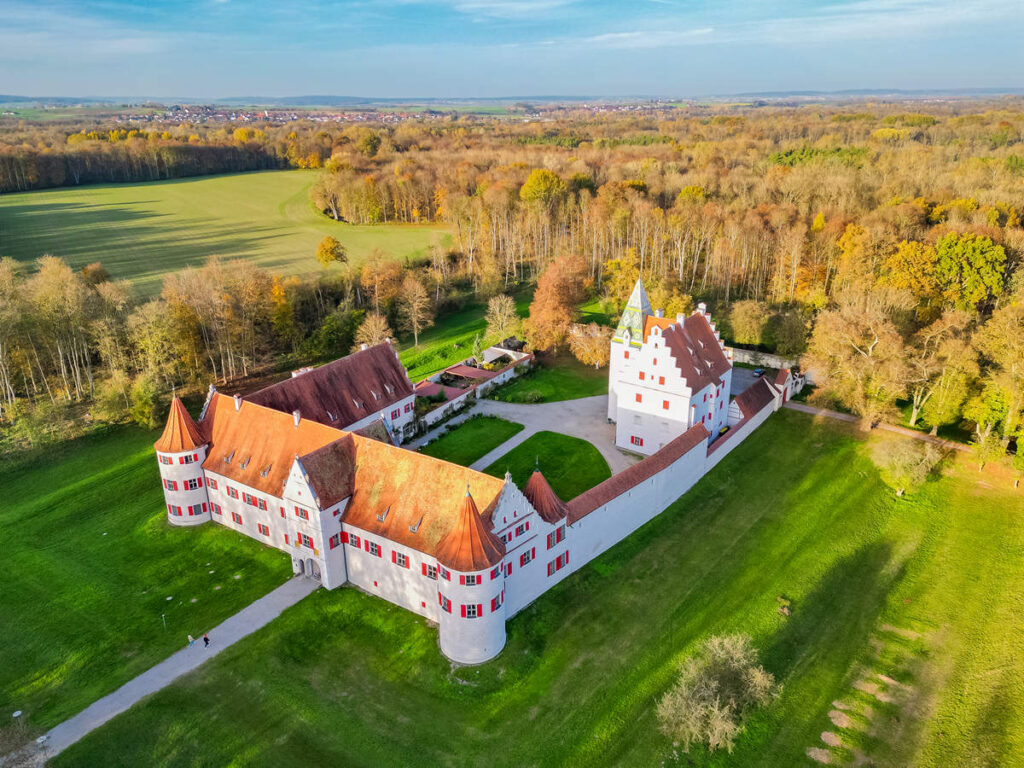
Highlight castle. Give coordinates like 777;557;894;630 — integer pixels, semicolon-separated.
156;281;791;664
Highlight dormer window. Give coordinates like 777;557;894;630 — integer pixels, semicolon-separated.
384;384;394;395
326;410;336;422
224;451;235;464
353;398;363;410
372;391;381;400
259;464;272;478
409;516;423;533
376;505;390;523
239;456;250;469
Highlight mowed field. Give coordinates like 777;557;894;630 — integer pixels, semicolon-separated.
0;425;293;736
48;411;1024;768
0;170;449;297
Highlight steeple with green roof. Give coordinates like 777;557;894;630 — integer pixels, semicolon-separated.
611;278;652;347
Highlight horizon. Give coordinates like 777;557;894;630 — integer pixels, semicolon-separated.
1;0;1022;98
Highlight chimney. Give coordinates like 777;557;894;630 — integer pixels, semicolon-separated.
233;394;242;411
291;367;313;378
654;309;664;318
697;302;707;315
360;343;368;351
293;410;301;427
676;313;686;324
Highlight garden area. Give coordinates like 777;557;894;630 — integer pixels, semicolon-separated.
482;430;611;500
0;425;293;737
419;416;524;467
46;410;1024;767
487;352;607;404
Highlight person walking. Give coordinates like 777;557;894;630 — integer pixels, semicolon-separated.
187;634;195;647
203;633;210;648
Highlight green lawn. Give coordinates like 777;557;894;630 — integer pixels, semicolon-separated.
0;170;449;297
43;412;1024;767
483;430;611;500
0;425;292;736
488;352;608;403
419;416;524;467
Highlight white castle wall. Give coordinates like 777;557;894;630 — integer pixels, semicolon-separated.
157;446;211;527
438;563;506;664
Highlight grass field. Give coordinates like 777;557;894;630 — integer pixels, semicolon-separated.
0;170;448;297
488;352;608;403
0;426;292;736
483;430;611;500
49;411;1024;767
419;416;524;467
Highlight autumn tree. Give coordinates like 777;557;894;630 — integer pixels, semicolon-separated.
904;311;973;427
353;312;394;351
519;168;566;206
934;233;1006;311
360;250;402;313
569;323;612;368
485;294;521;343
316;236;348;269
524;255;586;351
879;240;939;317
397;272;433;346
870;437;942;496
802;288;913;428
730;300;771;346
964;381;1009;469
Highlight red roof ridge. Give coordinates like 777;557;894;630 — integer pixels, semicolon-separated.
434;488;505;571
523;469;568;524
154;396;206;453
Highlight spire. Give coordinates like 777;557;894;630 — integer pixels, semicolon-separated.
154;396;206;454
613;277;652;346
435;490;505;572
523;469;569;524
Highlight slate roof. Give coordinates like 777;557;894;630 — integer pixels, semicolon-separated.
567;423;709;523
154;396;206;454
244;343;413;429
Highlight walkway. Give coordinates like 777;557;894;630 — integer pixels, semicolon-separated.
783;401;969;452
32;576;318;760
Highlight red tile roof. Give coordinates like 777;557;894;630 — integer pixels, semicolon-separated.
734;376;777;420
444;364;496;381
434;490;506;571
244;343;413;429
523;469;568;524
567;423;709;523
154;397;206;454
661;313;731;393
642;314;675;342
775;368;791;388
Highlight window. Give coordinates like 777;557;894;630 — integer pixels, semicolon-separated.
462;604;481;619
630;435;643;447
158;455;173;465
547;550;570;576
187;504;203;516
663;400;669;410
392;551;409;568
490;566;500;580
491;592;504;612
367;541;381;557
212;503;223;515
547;525;565;549
703;393;707;402
167;504;182;516
461;574;479;586
520;547;535;567
207;478;218;490
258;523;270;537
505;562;512;576
301;533;314;549
185;477;202;491
439;595;451;613
348;533;361;548
404;402;413;413
163;479;178;491
440;566;451;581
279;506;285;518
659;376;665;385
391;409;400;420
639;371;645;381
231;511;243;525
635;393;642;403
294;506;309;520
423;563;438;580
257;498;267;510
243;493;264;509
227;486;239;499
329;533;341;549
653;357;658;365
179;453;198;465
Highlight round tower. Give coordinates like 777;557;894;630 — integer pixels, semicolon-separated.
154;397;211;527
435;488;506;664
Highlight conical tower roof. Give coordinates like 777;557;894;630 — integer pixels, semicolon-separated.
435;487;505;572
154;396;206;454
613;277;651;345
523;469;568;524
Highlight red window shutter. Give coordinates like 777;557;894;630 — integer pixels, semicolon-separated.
639;371;645;380
202;502;207;512
565;550;569;564
624;350;629;359
635;393;642;403
284;534;289;544
525;521;529;531
477;604;482;616
663;400;669;410
342;532;349;543
178;456;183;464
193;453;198;461
438;592;443;606
461;604;467;618
364;540;369;551
422;563;427;575
532;547;536;559
459;574;465;585
659;376;665;385
197;478;203;487
548;561;554;576
392;551;397;564
404;558;410;569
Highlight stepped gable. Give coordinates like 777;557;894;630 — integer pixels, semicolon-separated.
340;437;505;564
244;343;413;428
567;422;709;524
661;312;731;393
201;392;345;496
154;396;206;453
434;488;506;572
734;376;777;419
523;469;568;524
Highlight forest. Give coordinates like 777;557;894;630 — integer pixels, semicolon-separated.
0;101;1021;477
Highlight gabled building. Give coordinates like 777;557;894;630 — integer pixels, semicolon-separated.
607;279;733;455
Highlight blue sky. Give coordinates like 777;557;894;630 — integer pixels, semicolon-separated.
0;0;1021;98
